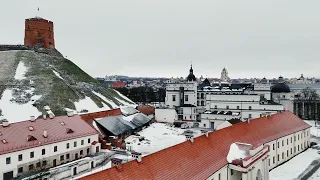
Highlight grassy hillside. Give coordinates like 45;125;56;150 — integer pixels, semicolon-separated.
0;50;134;118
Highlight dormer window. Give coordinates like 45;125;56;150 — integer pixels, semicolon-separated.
27;135;37;142
66;128;74;134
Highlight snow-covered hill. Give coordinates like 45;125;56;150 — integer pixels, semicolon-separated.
0;50;135;123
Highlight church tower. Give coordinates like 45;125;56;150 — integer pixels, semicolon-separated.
220;67;230;82
24;16;55;48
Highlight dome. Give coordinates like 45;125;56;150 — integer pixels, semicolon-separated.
271;83;290;93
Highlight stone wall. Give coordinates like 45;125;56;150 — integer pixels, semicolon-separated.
0;45;30;51
0;45;63;58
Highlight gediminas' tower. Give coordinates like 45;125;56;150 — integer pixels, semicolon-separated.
24;16;55;48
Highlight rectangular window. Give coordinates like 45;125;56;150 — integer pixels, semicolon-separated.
218;173;221;180
273;144;275;150
18;167;23;173
230;169;233;175
291;148;292;154
282;140;284;146
248;114;252;118
6;157;10;164
287;139;288;145
278;142;279;148
249;106;252;110
54;146;57;152
226;105;229;109
81;140;84;145
30;151;34;158
80;150;83;155
18;154;23;161
29;164;34;171
67;143;70;149
298;145;300;151
287;150;289;157
277;154;279;161
298;134;300;140
214;105;217;109
294;136;296;141
172;95;176;101
269;159;270;166
282;152;284;159
294;147;296;153
60;155;64;161
42;160;47;166
36;162;41;168
74;141;77;147
42;149;45;155
291;137;292;143
66;154;70;159
273;156;275;163
237;106;240;109
185;95;189;101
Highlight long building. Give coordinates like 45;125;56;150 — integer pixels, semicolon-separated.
0;113;101;180
79;111;311;180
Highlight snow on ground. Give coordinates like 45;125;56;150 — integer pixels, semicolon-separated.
92;91;119;108
74;96;111;113
0;89;42;123
75;161;112;179
125;123;202;155
52;70;63;80
14;61;27;80
270;148;320;180
309;166;320;179
114;90;135;105
115;97;136;107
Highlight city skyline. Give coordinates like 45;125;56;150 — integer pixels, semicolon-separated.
1;0;320;78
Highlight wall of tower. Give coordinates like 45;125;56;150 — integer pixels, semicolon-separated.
24;18;55;48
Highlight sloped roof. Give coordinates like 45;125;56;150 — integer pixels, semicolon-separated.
80;111;311;180
0;115;98;155
95;113;152;136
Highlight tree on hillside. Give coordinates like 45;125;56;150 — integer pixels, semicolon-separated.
296;87;319;120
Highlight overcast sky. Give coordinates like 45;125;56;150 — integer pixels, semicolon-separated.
1;0;320;79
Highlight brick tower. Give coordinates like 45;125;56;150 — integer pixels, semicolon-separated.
24;17;55;48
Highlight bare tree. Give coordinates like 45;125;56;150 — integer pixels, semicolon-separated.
296;87;319;122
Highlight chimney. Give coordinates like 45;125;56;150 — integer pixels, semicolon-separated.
205;131;209;137
111;158;122;169
185;134;194;143
49;113;54;119
44;106;51;110
67;111;74;117
43;114;47;119
131;152;142;162
2;121;9;127
30;116;36;122
43;130;48;138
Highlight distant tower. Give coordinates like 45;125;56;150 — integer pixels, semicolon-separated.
220;67;230;82
24;14;55;48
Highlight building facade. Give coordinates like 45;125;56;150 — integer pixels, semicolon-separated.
0;114;100;180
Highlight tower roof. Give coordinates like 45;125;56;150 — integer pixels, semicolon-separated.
186;65;196;81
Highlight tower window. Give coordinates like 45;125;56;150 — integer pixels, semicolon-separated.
49;27;51;31
49;34;51;38
28;25;30;30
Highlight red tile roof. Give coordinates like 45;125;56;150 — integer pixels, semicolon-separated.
79;111;311;180
0;115;98;155
112;82;126;88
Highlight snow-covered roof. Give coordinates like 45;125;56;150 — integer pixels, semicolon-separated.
226;142;251;163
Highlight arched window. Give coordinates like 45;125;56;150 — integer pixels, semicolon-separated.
256;169;262;180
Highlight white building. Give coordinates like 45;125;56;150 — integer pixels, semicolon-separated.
0;114;101;180
79;111;311;180
156;66;284;126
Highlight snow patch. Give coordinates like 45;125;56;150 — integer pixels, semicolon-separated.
52;70;63;80
92;91;119;108
114;90;135;104
14;61;27;80
74;96;110;113
0;89;42;123
125;123;202;155
226;143;251;163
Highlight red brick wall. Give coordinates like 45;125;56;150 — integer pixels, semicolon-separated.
80;108;122;121
24;18;55;48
